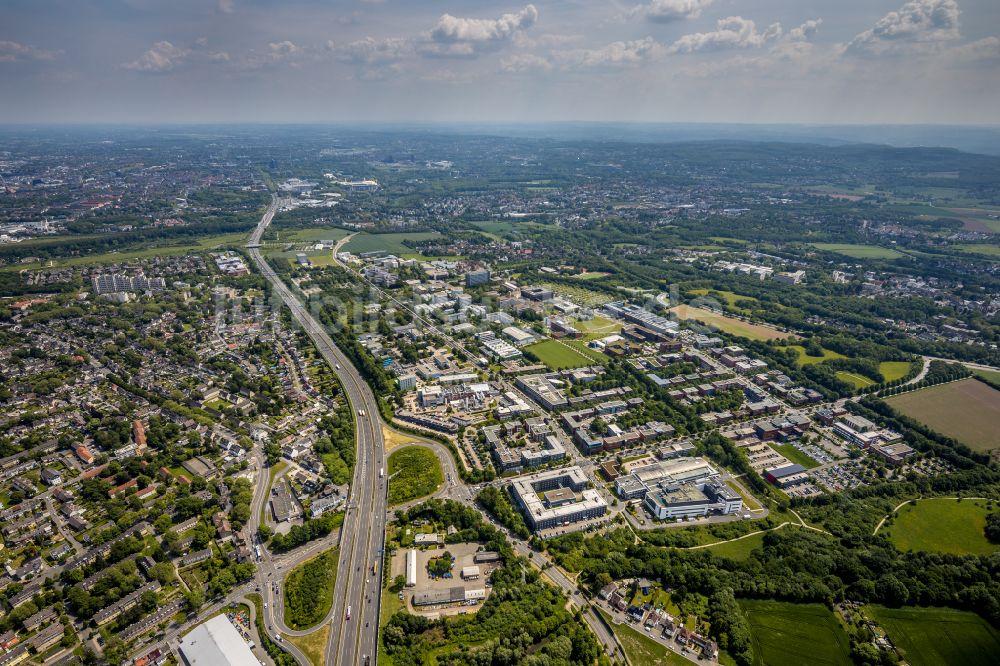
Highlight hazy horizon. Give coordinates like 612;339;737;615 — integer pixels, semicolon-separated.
2;1;1000;126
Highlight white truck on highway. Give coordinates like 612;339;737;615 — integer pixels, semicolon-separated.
379;467;384;479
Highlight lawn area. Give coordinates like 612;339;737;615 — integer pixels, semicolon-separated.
598;610;691;666
771;443;821;469
343;231;443;255
835;370;875;391
525;339;600;369
812;243;905;259
952;243;1000;258
879;361;915;382
973;368;1000;383
740;600;852;666
274;227;351;243
283;547;339;629
886;378;1000;452
689;289;758;314
387;445;443;505
571;271;611;280
574;315;622;340
0;232;249;272
884;498;998;556
703;532;766;560
870;606;1000;666
782;345;847;366
671;305;791;341
285;624;330;666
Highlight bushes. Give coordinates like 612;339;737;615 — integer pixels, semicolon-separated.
283;548;338;629
388;446;443;505
709;588;753;666
476;486;531;540
269;511;344;553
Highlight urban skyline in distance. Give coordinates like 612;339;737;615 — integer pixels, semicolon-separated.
2;0;1000;125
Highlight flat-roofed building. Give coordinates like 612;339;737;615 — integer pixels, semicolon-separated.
511;466;607;533
178;615;261;666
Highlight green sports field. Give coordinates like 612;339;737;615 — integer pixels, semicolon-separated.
884;498;998;556
835;371;875;390
740;600;852;666
870;606;1000;666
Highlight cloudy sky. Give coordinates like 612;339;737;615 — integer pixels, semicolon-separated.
2;0;999;124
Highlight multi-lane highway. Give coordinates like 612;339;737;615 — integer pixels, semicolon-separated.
248;195;387;666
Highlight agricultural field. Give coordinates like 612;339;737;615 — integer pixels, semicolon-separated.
574;315;622;340
870;606;1000;666
387;445;444;505
342;231;443;255
973;368;1000;384
740;600;852;666
811;243;906;259
598;610;691;666
884;498;998;556
525;339;601;369
939;206;1000;234
879;361;915;382
951;243;1000;258
782;345;847;366
271;227;351;243
886;378;1000;452
671;304;791;341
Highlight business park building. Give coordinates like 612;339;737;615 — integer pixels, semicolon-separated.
511;466;608;532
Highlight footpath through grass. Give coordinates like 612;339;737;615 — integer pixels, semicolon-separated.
885;498;998;556
871;606;1000;666
283;547;339;629
740;600;852;666
388;445;443;505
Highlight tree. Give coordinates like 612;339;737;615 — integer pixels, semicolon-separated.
184;588;204;613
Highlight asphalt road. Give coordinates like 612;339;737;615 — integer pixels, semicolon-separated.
248;195;387;666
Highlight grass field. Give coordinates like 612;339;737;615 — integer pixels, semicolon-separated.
387;445;444;505
272;227;351;243
740;600;852;666
812;243;905;259
973;368;1000;384
885;498;998;556
525;339;600;369
670;305;791;341
343;231;443;255
283;547;339;629
772;443;821;469
571;271;611;280
886;378;1000;452
689;289;758;314
574;315;621;340
598;610;691;666
703;532;766;560
879;361;915;382
285;624;329;666
952;243;1000;258
782;345;847;366
835;371;875;390
0;232;249;272
870;606;1000;666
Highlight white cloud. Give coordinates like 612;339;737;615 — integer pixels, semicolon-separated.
947;36;1000;62
847;0;961;54
123;40;228;73
632;0;713;24
329;37;414;66
554;37;665;68
667;16;782;54
501;53;553;72
218;0;235;14
239;41;306;69
0;40;60;63
425;4;538;57
788;19;822;43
